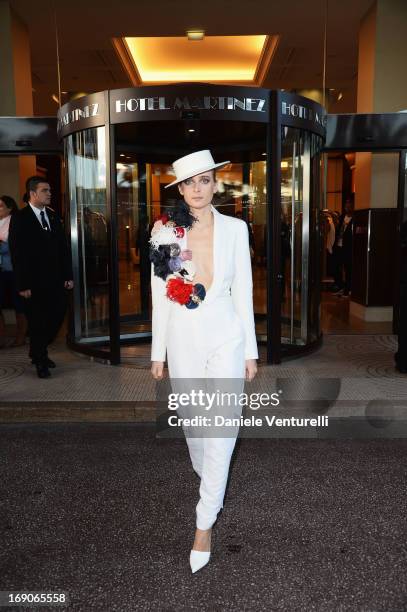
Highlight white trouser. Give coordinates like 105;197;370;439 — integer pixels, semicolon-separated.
166;295;245;530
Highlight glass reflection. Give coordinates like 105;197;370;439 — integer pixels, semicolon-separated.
281;127;306;345
67;127;110;340
280;128;323;348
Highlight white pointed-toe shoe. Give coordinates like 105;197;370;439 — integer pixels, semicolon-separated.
190;549;211;573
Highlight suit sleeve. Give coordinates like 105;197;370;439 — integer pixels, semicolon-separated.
8;212;30;292
150;263;171;362
231;221;259;360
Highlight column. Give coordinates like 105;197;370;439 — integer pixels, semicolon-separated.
0;1;36;204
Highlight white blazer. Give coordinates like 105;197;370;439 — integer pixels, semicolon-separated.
151;204;259;362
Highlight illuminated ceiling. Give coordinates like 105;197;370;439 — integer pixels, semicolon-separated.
112;35;279;86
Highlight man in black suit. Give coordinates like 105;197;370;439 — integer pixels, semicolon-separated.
332;198;354;297
9;176;73;378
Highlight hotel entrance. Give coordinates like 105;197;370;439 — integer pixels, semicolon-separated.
59;84;326;364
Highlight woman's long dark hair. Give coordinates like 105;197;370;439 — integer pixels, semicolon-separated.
0;195;18;214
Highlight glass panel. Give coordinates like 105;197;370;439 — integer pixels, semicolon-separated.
280;127;306;345
116;159;151;335
66;127;110;342
250;160;268;340
308;133;323;343
116;159;154;339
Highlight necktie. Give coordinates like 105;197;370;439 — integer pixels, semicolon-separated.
40;210;50;231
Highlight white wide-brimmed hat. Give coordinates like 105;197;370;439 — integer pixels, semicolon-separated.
164;149;230;189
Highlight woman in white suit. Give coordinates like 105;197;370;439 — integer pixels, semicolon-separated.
150;150;258;573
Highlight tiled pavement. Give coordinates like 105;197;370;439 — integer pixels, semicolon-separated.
0;335;407;429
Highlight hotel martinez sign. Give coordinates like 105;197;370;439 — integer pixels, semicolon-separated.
57;85;326;139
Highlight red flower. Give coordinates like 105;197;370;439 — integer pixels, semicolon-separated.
155;213;169;224
174;226;185;238
166;277;193;305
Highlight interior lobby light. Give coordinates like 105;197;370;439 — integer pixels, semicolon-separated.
281;161;289;168
188;128;195;132
113;34;279;85
187;30;204;41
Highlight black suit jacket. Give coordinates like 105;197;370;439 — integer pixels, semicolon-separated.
335;213;354;253
9;205;73;292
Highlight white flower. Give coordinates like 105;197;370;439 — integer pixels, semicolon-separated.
149;226;177;249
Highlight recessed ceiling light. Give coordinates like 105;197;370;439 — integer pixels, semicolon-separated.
118;34;278;84
188;128;195;133
187;30;205;41
120;154;125;157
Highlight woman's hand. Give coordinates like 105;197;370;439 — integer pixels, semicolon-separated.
245;359;257;382
151;361;165;380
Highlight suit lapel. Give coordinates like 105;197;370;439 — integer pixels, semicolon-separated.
26;204;52;233
205;204;225;304
26;204;43;232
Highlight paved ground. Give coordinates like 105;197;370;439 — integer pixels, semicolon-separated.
0;423;406;611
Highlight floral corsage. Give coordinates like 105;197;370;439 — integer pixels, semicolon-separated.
149;213;206;309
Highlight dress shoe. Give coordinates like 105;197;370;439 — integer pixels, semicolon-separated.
32;357;56;368
190;550;211;574
36;363;51;379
